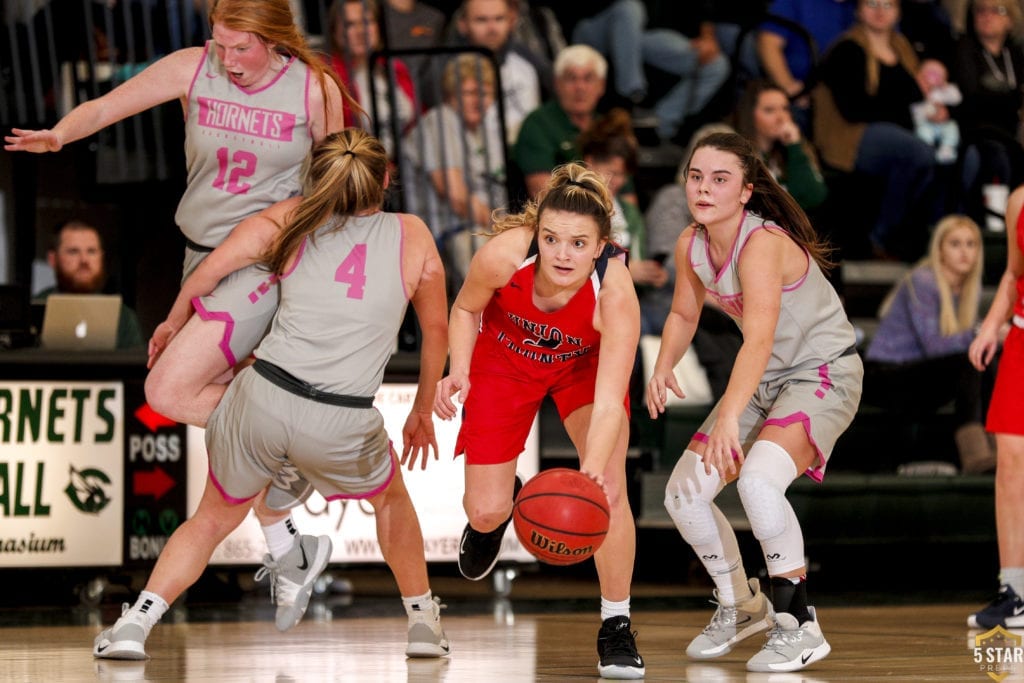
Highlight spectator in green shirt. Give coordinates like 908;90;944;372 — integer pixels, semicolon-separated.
38;219;144;349
514;43;607;198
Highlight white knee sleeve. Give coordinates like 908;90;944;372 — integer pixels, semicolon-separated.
737;440;806;574
664;449;725;546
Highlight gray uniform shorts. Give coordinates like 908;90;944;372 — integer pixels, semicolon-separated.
694;351;863;482
205;367;395;505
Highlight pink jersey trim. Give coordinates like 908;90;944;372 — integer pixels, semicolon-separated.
238;54;297;95
192;296;239;367
208;468;258;505
710;211;747;284
762;411;826;482
322;442;398;500
184;44;209;120
694;420;825;482
279;236;308;280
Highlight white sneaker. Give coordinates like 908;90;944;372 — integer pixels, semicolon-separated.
746;607;831;672
406;596;451;658
254;534;332;631
93;603;159;660
687;578;774;659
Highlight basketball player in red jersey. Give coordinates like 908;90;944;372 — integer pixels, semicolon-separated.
434;162;645;679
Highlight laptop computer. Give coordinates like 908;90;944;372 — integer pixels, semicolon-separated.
40;294;122;351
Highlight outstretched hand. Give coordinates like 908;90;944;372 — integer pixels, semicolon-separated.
4;128;62;153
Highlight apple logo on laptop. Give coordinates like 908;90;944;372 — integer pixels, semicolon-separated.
75;319;88;339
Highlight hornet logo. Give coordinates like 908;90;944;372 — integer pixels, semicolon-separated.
65;465;112;514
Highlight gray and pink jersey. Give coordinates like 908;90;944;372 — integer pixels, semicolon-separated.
255;211;409;396
175;41;313;250
688;211;856;381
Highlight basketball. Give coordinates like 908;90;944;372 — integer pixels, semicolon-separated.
513;468;610;566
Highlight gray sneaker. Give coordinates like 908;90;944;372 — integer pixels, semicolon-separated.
687;578;774;659
746;607;831;672
254;534;332;631
406;596;451;658
93;603;159;660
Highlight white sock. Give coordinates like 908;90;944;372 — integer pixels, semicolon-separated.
710;562;754;607
601;596;630;621
262;515;298;560
131;590;169;623
402;590;434;615
1001;567;1024;596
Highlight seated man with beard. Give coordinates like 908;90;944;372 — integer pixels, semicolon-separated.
37;219;144;350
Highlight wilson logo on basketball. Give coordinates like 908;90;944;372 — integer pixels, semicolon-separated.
527;530;594;559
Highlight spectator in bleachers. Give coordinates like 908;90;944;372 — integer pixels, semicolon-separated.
757;0;857;131
733;79;828;213
514;44;607;198
511;0;566;93
952;0;1024;230
579;108;668;335
381;0;446;83
812;0;939;260
452;0;542;143
404;54;506;287
912;57;963;164
864;214;996;473
327;0;418;158
568;1;731;143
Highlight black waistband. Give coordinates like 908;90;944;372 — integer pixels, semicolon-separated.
840;345;859;358
184;237;214;253
253;359;375;408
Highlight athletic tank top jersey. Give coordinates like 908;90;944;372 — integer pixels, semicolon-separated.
688;211;856;381
176;42;312;248
255;212;408;396
473;244;623;379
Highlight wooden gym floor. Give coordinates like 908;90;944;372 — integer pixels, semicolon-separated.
0;566;1015;682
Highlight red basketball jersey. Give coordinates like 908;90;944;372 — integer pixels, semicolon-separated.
472;254;605;384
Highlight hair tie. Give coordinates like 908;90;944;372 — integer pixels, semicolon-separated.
565;179;587;188
342;150;356;157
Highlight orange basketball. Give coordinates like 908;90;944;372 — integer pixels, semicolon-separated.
513;468;610;565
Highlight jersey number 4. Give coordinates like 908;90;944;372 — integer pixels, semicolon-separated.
335;244;367;299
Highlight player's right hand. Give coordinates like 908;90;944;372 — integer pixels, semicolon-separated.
434;372;470;420
147;321;178;368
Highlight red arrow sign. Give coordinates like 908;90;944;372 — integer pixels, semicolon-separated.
135;403;177;433
133;466;175;500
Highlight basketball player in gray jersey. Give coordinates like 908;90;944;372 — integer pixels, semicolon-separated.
646;132;862;674
95;129;451;660
6;0;353;644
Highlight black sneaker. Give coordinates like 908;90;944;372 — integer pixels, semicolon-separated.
968;584;1024;628
597;615;645;679
457;476;523;581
